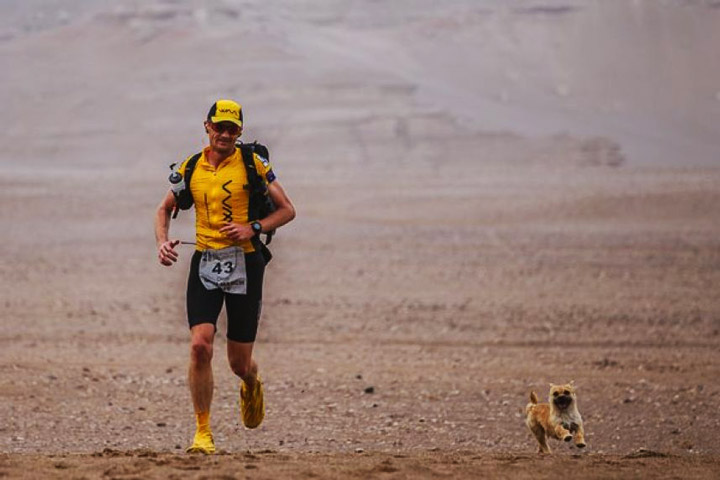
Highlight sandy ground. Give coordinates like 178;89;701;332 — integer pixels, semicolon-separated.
1;0;720;478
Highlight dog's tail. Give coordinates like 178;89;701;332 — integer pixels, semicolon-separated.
525;391;539;416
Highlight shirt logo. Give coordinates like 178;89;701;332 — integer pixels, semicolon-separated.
222;180;233;222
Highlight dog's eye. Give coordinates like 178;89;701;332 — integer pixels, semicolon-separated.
553;391;559;397
563;390;570;395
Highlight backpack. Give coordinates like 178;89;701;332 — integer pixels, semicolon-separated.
169;142;276;260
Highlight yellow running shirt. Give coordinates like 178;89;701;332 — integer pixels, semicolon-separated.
177;146;275;252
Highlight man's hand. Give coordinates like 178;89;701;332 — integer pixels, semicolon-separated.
158;239;180;266
219;223;255;243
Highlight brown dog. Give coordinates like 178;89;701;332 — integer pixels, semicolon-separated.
525;382;586;453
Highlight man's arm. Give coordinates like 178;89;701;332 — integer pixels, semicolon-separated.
261;179;296;232
155;189;180;266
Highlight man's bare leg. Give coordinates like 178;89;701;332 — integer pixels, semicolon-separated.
227;339;257;386
228;340;264;428
187;323;216;453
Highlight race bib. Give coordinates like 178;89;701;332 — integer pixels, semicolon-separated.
198;246;247;294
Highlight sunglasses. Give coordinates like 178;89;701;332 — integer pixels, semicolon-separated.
209;122;241;135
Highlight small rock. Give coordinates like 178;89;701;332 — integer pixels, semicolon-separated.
156;422;166;427
355;448;364;453
364;386;375;394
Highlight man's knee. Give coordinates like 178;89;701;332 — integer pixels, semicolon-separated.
229;358;251;378
190;340;213;365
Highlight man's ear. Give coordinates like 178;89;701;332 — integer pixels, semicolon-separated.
204;121;209;134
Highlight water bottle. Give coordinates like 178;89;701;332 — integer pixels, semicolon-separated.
169;170;185;195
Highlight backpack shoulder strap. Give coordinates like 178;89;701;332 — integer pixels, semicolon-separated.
239;143;265;218
239;143;261;192
238;142;274;260
183;152;202;188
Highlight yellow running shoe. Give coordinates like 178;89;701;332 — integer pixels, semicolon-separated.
240;374;265;429
186;428;215;454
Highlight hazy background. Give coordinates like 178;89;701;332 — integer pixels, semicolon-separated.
1;0;719;174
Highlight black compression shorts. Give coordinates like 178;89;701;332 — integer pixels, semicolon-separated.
187;250;265;342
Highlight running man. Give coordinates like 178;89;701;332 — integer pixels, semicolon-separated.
154;99;296;454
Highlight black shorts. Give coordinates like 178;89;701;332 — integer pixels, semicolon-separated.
187;250;265;342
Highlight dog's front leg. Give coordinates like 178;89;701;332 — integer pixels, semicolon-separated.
573;423;586;448
553;423;573;442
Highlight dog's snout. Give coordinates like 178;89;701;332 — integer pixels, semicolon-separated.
553;394;572;409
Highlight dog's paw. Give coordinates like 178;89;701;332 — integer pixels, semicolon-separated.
576;442;586;449
564;435;573;442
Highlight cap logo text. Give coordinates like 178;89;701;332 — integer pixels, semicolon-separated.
218;107;239;117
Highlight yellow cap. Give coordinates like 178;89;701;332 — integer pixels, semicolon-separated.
207;99;243;127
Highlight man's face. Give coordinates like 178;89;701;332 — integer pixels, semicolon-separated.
206;121;241;155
